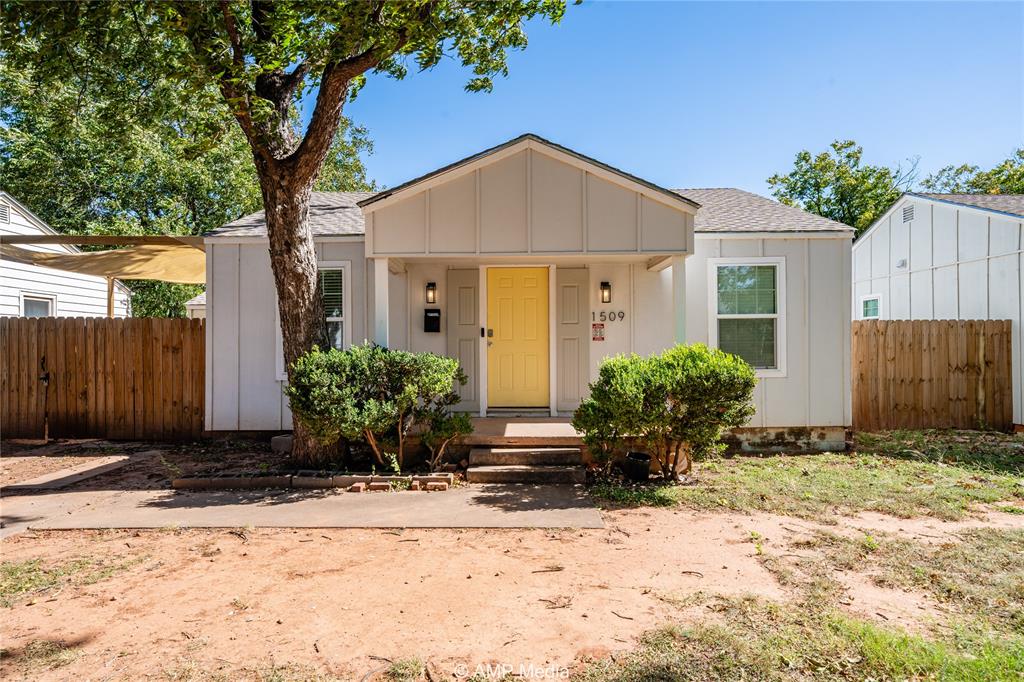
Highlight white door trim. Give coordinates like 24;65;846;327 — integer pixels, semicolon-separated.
477;263;557;416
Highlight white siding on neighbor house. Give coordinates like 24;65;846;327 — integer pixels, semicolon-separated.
0;199;130;318
366;146;695;258
852;196;1024;423
208;234;852;433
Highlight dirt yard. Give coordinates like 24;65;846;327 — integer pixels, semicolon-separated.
0;441;129;488
2;504;1021;681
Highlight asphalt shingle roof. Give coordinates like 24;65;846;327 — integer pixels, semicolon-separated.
674;188;854;233
205;187;853;239
911;193;1024;218
204;191;375;238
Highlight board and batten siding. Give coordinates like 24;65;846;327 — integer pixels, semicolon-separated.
205;239;369;431
689;236;852;429
365;146;695;258
207;238;851;432
0;199;130;318
852;196;1024;424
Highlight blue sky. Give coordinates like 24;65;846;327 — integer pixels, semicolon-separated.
322;1;1023;195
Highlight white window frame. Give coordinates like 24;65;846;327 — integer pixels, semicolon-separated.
275;260;352;381
859;294;882;320
20;292;56;318
707;257;787;378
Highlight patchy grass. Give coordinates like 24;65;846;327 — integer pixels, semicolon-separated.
578;596;1024;681
385;658;425;681
857;429;1024;475
588;481;679;507
0;554;144;607
805;527;1024;635
161;660;345;682
1;639;81;673
589;430;1024;520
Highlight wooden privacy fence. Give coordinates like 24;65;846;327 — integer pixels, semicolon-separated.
1;317;204;440
852;320;1013;432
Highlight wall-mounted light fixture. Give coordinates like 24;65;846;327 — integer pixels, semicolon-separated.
600;281;612;304
425;281;437;304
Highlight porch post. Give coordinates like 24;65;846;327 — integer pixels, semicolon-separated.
373;257;389;347
671;255;686;345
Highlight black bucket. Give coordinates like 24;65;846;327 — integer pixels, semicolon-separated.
623;451;652;482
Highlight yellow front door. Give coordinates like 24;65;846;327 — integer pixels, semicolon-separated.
487;267;549;408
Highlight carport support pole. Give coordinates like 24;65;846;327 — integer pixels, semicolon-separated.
106;277;115;318
672;255;686;344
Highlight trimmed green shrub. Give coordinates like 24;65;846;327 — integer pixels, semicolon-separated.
572;344;756;480
286;343;469;469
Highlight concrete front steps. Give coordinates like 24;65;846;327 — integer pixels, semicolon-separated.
466;447;586;484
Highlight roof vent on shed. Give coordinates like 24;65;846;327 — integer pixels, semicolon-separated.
902;204;914;223
0;203;9;224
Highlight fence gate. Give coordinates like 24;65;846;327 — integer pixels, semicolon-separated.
1;317;205;440
851;320;1013;432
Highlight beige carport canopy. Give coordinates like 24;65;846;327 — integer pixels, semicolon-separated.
0;236;205;316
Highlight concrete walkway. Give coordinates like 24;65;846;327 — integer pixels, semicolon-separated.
1;484;602;536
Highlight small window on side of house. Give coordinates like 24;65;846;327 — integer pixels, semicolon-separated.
22;295;54;318
320;268;345;351
862;296;880;319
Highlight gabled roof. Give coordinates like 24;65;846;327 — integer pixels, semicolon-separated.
185;291;206;307
204;192;375;238
908;192;1024;219
205;186;856;239
358;133;701;212
674;188;854;233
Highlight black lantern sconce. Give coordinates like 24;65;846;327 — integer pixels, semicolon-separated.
600;281;612;304
425;281;437;304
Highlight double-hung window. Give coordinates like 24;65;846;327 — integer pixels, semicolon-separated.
320;268;345;351
709;257;786;376
276;261;351;380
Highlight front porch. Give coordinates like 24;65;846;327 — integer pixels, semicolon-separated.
461;417;583;447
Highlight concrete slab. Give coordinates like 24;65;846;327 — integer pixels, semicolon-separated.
462;417;583;447
1;449;161;492
4;484;603;532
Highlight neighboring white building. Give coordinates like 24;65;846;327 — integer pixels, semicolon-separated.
852;192;1024;425
203;135;853;448
185;291;206;319
0;191;131;318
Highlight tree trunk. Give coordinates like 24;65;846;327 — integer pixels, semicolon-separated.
259;173;331;466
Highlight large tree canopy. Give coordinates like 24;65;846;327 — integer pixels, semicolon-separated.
767;140;917;235
921;148;1024;195
0;46;374;317
3;1;568;461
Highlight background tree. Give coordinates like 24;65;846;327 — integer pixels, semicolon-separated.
921;148;1024;194
767;140;917;235
0;58;373;317
3;0;568;463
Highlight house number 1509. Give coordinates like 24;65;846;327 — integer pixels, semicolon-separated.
593;311;625;322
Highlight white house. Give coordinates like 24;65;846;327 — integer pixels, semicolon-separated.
203;134;853;449
852;192;1024;425
184;291;206;319
0;191;130;318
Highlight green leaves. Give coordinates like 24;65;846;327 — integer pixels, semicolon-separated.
572;344;757;479
285;344;469;467
767;140;917;235
922;148;1024;194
